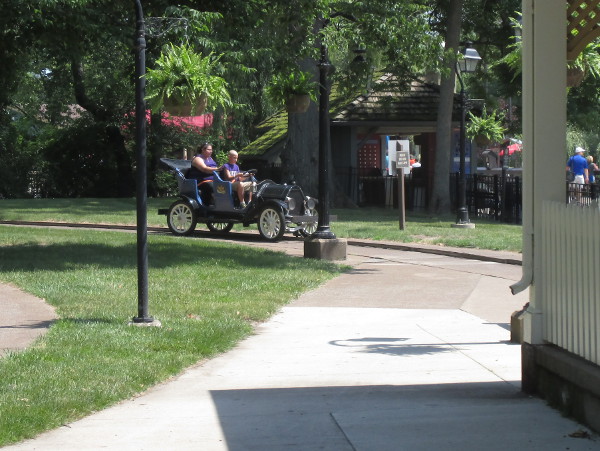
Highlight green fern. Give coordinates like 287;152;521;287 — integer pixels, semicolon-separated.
145;43;232;113
264;68;318;106
466;109;506;143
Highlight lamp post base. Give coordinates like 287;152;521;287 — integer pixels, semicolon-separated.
311;228;336;239
304;237;347;261
129;317;162;327
451;222;476;229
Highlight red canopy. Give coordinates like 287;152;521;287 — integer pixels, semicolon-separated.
161;113;214;130
498;143;522;157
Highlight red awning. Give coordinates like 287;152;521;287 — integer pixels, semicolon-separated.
498;143;522;157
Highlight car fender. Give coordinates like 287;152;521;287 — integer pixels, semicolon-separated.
259;198;287;211
180;195;200;211
247;199;286;219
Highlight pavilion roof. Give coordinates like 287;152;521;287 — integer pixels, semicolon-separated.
567;0;600;60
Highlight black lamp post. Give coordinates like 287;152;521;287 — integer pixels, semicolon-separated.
132;0;154;324
311;13;356;240
312;33;336;240
453;43;481;228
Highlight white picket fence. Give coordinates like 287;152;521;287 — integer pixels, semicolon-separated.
542;200;600;364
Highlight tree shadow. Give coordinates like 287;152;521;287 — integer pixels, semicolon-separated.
0;238;341;274
329;336;515;357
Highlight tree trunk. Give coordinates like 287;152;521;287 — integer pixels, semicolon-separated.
71;57;133;197
280;9;320;197
106;125;134;197
281;103;319;195
429;0;462;215
147;111;163;197
280;55;319;196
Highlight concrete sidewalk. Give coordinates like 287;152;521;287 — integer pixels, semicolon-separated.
0;283;57;358
2;239;599;450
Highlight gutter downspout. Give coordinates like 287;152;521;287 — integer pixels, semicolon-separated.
510;0;534;296
510;231;532;294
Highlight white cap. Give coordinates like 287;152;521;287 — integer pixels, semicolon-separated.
575;146;586;153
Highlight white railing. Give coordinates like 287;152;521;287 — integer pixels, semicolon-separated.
542;200;600;365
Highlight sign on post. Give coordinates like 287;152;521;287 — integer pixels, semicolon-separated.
396;149;410;169
396;144;411;230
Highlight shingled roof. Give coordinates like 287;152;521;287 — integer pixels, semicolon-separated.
241;74;459;158
332;74;461;125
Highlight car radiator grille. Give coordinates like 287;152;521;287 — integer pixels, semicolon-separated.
287;188;305;216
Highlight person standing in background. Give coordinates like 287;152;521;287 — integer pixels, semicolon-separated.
567;146;589;185
587;155;598;184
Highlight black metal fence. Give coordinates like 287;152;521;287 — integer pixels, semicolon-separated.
337;167;522;224
251;163;525;224
566;182;600;206
453;172;522;224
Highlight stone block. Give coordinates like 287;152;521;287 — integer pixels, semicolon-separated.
304;238;347;261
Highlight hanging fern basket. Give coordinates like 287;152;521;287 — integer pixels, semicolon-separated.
474;135;491;147
285;94;311;113
163;94;208;117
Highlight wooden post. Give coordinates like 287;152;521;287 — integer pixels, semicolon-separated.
398;170;405;230
396;142;409;230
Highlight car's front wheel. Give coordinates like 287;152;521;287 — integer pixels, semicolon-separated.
207;222;234;234
300;207;319;236
257;206;286;241
167;201;197;236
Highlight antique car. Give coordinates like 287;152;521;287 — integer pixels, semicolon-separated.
157;158;318;241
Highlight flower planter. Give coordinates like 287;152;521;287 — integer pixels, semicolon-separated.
285;94;311;113
163;94;208;117
474;135;491;147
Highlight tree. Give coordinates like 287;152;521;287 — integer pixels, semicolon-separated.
430;0;463;215
260;0;444;196
427;0;521;214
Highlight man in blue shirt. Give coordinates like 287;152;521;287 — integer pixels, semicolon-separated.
567;146;589;184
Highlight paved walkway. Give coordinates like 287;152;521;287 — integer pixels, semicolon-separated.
2;236;599;450
0;284;57;357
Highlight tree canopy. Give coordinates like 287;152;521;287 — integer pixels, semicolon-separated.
1;0;598;206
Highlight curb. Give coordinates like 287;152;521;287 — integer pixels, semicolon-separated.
347;239;522;266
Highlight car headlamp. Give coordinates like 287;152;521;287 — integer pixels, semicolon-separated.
286;196;296;211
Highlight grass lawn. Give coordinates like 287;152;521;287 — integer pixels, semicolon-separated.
0;226;343;446
331;207;522;253
0;197;522;444
0;198;523;252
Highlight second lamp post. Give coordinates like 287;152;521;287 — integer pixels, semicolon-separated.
452;43;481;229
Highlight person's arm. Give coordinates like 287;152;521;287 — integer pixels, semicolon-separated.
222;167;235;181
236;167;249;180
585;167;589;183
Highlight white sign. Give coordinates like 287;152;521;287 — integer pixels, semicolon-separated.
396;150;410;168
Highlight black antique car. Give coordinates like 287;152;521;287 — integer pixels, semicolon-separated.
158;158;318;241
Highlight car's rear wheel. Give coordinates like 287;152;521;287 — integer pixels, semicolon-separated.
167;201;197;236
257;206;286;241
207;222;234;233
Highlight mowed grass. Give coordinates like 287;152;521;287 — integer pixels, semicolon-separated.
0;198;523;252
0;197;171;226
0;226;343;445
331;208;522;252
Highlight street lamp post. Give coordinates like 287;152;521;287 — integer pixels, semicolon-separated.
131;0;155;324
304;14;354;260
452;43;481;229
312;36;336;240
